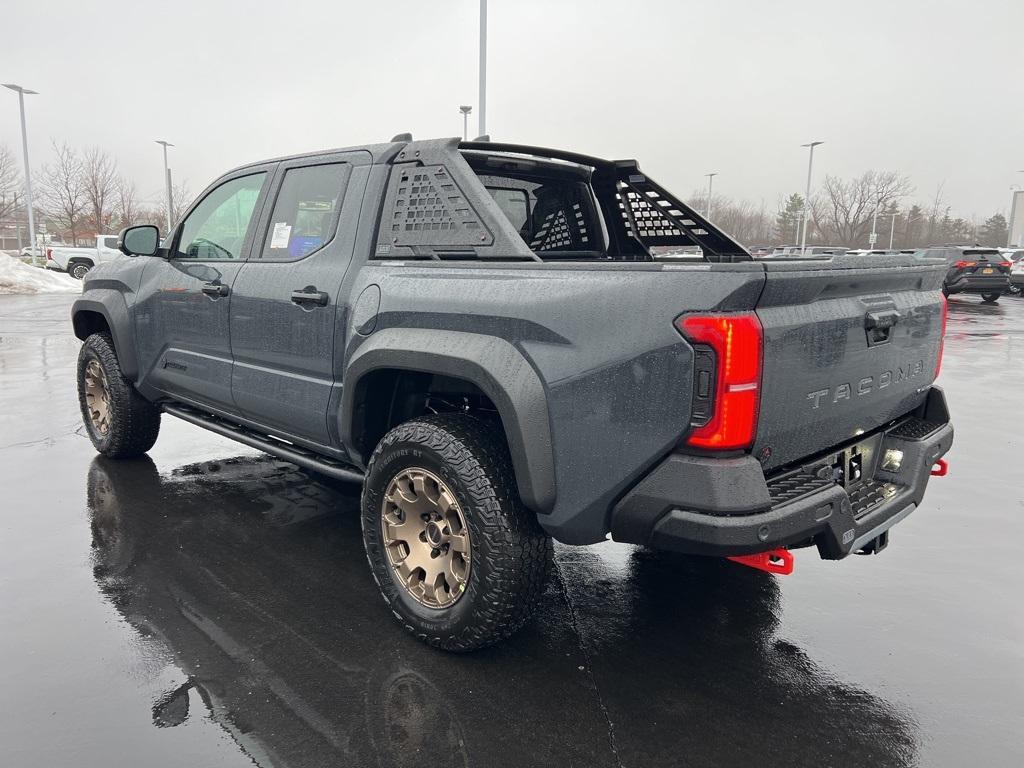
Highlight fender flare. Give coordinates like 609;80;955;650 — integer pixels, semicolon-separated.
341;328;556;514
71;294;139;381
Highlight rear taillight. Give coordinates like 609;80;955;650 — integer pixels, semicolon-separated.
676;313;763;450
954;260;976;268
935;294;948;378
1001;261;1012;268
46;249;53;261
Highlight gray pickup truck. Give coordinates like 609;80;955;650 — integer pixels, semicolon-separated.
72;136;953;651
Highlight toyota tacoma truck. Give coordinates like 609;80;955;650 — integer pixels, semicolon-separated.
71;136;953;651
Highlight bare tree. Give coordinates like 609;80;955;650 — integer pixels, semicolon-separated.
0;144;20;222
114;176;141;229
685;191;775;246
810;171;913;246
38;141;88;246
159;181;193;230
82;147;118;235
923;183;948;245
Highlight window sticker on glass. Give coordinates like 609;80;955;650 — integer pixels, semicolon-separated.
271;222;292;249
261;163;348;261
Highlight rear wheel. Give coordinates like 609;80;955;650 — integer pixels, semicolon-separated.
77;333;161;458
981;292;1000;303
70;261;92;279
361;413;552;651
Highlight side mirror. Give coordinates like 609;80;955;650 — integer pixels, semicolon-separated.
118;225;160;257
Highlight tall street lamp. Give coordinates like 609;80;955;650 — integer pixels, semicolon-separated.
799;141;823;256
459;106;472;141
3;84;39;265
704;173;717;219
478;0;487;138
155;140;174;232
869;190;883;249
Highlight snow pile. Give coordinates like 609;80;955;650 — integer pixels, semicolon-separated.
0;254;81;295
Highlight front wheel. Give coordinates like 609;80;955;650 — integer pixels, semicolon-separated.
70;262;92;280
981;292;1000;303
77;333;161;458
361;414;552;652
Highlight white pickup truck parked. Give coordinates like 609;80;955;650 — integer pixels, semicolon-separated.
46;235;123;279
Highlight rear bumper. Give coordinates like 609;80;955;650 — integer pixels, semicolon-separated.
610;387;953;560
945;274;1009;294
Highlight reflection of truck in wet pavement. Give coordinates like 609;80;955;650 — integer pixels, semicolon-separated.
71;136;953;651
87;455;919;767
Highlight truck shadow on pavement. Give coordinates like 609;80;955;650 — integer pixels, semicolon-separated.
87;455;918;768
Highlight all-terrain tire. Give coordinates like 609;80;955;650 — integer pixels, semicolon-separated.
361;413;552;652
981;292;1000;303
77;333;161;458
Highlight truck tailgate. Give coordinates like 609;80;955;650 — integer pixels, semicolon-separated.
752;254;946;472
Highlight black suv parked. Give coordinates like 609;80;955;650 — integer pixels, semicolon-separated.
916;246;1010;302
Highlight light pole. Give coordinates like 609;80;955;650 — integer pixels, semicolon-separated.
3;84;39;265
799;141;823;255
883;210;904;250
869;190;882;249
459;106;472;141
478;0;487;138
155;140;174;232
704;173;717;219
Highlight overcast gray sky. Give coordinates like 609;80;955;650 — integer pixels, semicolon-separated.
3;0;1022;220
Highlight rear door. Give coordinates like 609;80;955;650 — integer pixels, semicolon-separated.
229;151;369;446
97;235;122;264
134;169;272;411
752;253;946;471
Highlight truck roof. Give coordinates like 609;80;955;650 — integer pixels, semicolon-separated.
226;136;631;176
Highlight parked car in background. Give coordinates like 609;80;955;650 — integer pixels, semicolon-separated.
19;245;47;261
1009;257;1024;296
764;245;847;258
915;246;1010;302
46;235;123;279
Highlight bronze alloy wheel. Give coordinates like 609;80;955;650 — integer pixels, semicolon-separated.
381;467;471;609
84;360;112;436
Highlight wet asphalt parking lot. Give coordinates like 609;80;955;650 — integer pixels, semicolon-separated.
1;291;1022;768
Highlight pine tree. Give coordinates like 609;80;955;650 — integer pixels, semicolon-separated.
978;213;1008;248
774;193;804;244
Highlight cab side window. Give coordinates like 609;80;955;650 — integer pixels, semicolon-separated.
175;173;267;260
260;163;348;261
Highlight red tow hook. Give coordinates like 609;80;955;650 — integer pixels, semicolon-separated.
726;548;794;575
930;458;949;477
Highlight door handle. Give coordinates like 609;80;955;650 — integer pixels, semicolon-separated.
201;282;229;297
291;287;329;307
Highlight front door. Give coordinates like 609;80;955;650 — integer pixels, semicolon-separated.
229;153;367;446
134;170;271;411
